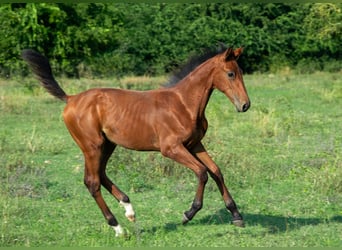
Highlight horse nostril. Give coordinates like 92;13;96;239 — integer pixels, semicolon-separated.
242;102;250;112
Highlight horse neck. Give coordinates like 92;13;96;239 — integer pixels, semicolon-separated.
173;60;216;120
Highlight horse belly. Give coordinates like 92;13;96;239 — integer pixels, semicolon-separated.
103;127;159;151
102;115;160;151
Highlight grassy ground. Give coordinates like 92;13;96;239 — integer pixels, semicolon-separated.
0;72;341;246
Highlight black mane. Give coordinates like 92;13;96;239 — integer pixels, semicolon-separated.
165;43;228;87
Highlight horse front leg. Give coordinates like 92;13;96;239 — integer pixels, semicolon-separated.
161;143;208;224
191;142;244;227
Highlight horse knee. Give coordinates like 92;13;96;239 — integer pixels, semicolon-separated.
121;195;130;203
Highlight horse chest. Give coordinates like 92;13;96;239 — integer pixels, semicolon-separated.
183;118;208;148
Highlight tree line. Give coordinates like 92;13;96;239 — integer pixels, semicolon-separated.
0;3;341;78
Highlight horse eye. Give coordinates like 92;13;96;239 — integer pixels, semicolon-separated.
227;72;235;79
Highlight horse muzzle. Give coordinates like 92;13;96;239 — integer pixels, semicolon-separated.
235;100;250;112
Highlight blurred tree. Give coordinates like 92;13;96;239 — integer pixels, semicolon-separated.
0;3;340;78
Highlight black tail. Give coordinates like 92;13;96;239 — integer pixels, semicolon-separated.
22;49;67;102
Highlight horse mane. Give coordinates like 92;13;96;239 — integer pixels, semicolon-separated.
164;43;228;87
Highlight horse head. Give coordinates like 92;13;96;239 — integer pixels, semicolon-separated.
212;47;250;112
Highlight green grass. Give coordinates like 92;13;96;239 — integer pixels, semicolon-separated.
0;72;341;246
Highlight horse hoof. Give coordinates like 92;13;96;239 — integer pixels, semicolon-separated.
182;214;190;225
117;230;131;240
232;219;245;227
127;214;136;222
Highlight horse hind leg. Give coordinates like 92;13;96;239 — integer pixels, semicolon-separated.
99;137;136;223
82;136;134;237
64;110;130;236
83;149;124;237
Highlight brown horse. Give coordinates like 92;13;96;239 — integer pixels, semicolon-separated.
22;46;250;236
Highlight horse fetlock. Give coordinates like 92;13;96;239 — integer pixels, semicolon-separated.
182;201;202;224
225;199;236;209
191;200;203;211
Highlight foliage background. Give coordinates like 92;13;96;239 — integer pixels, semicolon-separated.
0;3;341;78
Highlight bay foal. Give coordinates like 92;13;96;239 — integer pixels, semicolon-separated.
22;46;250;236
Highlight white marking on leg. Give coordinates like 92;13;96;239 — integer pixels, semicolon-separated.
120;201;135;222
112;224;124;237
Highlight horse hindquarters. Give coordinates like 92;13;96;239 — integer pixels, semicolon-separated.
62;99;134;236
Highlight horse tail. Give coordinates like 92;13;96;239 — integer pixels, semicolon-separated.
22;49;68;102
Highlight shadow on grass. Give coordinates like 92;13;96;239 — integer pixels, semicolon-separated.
141;222;179;235
141;209;342;235
194;208;342;233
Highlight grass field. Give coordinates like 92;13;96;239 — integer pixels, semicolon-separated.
0;72;341;247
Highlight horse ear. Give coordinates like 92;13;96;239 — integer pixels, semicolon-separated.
224;47;243;61
224;48;234;61
233;47;243;60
